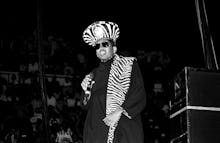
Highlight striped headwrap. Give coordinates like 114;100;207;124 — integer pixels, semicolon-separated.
82;21;120;47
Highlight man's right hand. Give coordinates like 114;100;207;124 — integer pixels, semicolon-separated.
81;74;93;91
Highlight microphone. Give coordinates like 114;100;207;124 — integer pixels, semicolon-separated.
84;73;95;104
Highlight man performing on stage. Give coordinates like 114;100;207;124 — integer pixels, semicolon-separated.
81;21;146;143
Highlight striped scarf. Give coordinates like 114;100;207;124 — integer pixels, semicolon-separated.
106;54;135;143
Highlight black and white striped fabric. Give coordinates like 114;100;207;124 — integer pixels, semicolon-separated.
82;21;120;47
106;54;136;143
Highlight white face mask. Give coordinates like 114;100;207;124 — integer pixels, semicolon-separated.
95;39;116;62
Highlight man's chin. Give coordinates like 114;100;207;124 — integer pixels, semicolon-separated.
98;56;106;60
98;55;113;62
99;57;108;62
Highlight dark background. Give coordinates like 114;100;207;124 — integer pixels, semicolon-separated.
1;0;219;73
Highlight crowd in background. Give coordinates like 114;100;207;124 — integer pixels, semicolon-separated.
0;33;172;143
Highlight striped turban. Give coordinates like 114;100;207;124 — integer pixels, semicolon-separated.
82;21;120;47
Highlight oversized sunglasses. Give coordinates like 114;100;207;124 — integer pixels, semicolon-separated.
94;41;110;50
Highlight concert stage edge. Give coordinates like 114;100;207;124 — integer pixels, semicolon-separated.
169;67;220;143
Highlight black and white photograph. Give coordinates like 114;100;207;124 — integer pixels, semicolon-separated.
0;0;220;143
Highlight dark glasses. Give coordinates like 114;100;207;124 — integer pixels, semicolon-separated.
94;41;110;50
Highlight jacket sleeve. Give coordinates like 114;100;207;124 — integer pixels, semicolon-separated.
121;60;147;119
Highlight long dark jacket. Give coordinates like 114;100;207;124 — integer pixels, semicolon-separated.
83;57;146;143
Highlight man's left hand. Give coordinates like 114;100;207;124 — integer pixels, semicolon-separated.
103;107;124;127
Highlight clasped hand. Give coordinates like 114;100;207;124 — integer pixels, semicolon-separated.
103;107;124;127
81;74;92;91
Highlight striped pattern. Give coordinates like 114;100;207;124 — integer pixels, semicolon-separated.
83;21;120;46
106;54;135;143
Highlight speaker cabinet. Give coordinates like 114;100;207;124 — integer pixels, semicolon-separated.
170;67;220;143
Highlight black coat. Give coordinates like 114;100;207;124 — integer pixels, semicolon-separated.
83;58;146;143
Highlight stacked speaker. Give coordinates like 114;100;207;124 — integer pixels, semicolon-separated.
170;67;220;143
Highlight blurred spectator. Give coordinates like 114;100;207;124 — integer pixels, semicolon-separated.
28;61;39;74
48;76;61;95
47;92;56;108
